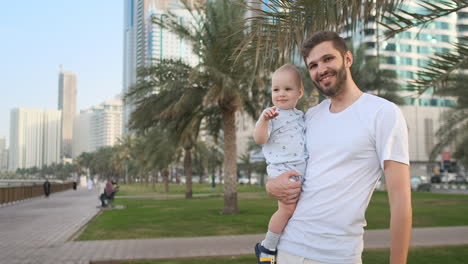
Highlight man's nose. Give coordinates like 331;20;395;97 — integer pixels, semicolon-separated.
317;63;327;76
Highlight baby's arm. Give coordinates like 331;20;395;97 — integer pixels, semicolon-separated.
254;107;279;144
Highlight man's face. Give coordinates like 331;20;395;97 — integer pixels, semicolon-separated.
305;41;349;98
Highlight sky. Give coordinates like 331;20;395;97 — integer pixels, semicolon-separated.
0;1;124;145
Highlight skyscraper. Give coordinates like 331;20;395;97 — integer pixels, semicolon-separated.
0;136;7;171
73;96;123;158
122;0;201;134
9;108;62;170
58;66;77;159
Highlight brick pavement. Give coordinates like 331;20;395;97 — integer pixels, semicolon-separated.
1;188;468;264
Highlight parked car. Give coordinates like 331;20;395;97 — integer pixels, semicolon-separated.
431;174;442;183
442;173;457;183
455;175;466;184
411;176;431;192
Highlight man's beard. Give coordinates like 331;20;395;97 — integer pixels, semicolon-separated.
313;63;347;98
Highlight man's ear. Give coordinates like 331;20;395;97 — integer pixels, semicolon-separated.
345;50;353;68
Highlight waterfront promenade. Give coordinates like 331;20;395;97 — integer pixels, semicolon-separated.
1;188;468;264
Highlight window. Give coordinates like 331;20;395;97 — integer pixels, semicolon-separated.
365;42;375;49
364;29;375;36
417;46;430;55
399;44;412;52
458;12;468;19
404;57;413;65
435;21;450;30
385;43;396;51
458;25;468;32
418;59;429;67
417;33;430;41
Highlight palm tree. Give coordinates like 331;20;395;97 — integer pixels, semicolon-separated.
76;152;94;178
115;135;137;183
429;74;468;164
238;0;404;71
152;0;268;214
350;44;404;104
125;58;209;198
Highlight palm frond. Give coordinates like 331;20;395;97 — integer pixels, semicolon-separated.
237;0;404;70
381;0;468;38
411;39;468;93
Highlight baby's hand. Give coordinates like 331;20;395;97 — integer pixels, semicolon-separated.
262;107;279;121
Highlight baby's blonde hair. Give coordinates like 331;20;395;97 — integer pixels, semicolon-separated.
273;64;304;91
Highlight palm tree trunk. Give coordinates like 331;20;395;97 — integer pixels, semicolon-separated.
184;148;193;199
124;162;128;184
222;109;239;214
162;168;169;193
152;170;156;192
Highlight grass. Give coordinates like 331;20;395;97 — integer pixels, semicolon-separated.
114;245;468;264
78;190;468;241
115;183;264;196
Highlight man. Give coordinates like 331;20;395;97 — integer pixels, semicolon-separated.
100;180;116;207
43;179;51;197
266;31;412;264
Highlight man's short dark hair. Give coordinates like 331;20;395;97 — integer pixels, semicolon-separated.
301;31;349;64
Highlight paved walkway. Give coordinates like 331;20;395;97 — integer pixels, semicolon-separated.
1;189;468;264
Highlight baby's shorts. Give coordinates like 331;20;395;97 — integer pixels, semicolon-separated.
267;161;306;182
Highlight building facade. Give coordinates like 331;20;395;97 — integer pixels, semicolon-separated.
122;0;201;134
9;108;62;170
58;66;77;159
344;1;467;176
0;137;7;171
73;97;123;158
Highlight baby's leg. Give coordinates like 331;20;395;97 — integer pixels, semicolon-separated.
261;201;297;251
269;200;297;234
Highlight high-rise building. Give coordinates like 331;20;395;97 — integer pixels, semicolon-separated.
58;66;77;159
9;108;62;170
345;1;464;176
0;136;7;171
122;0;201;134
73;97;123;157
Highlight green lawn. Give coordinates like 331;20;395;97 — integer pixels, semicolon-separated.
113;245;468;264
116;183;264;196
78;190;468;241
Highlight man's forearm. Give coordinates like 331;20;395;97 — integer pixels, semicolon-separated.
389;195;412;264
384;160;412;264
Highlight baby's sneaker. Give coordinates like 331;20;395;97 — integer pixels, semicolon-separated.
254;243;277;264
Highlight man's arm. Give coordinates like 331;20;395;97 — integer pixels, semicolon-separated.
384;160;412;264
266;170;302;204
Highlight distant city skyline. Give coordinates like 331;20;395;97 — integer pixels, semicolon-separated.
0;1;124;144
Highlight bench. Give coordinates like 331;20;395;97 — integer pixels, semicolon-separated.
100;191;116;208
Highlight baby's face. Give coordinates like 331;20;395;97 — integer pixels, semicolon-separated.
271;70;303;110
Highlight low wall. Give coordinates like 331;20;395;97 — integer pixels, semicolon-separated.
0;182;73;205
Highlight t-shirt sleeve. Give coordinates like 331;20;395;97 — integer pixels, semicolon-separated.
375;103;410;170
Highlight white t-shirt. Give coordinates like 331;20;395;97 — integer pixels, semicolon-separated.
278;93;409;264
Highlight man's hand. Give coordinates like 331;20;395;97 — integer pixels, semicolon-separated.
266;170;302;204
